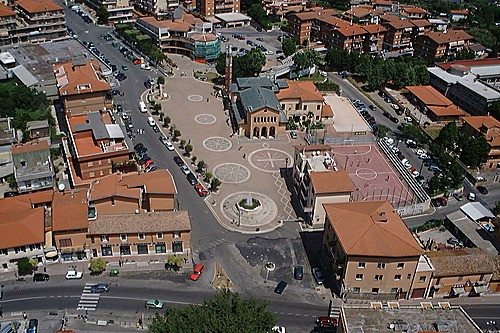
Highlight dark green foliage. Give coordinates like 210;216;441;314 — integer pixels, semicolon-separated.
233;49;266;78
282;37;297;57
17;258;33;275
96;6;109;24
314;80;340;93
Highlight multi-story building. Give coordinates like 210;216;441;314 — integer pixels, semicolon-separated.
53;61;112;116
135;0;179;18
428;59;500;116
0;3;17;46
372;0;398;13
13;0;66;44
361;24;386;54
342;6;381;25
382;19;414;52
400;5;428;19
288;8;337;44
27;120;50;141
88;211;191;258
12;140;55;193
322;201;431;299
87;0;133;23
64;109;132;185
414;29;473;59
197;0;240;18
262;0;307;18
461;116;500;169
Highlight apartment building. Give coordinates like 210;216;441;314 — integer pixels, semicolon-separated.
262;0;307;18
372;0;398;13
382;19;414;52
87;0;133;23
400;5;428;19
322;201;431;299
414;29;473;59
12;140;55;193
342;6;381;25
361;24;386;53
27;120;50;140
461;116;500;169
0;3;16;45
196;0;240;18
288;8;337;44
135;0;179;18
53;60;112;116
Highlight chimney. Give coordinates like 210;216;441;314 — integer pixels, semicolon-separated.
119;172;123;182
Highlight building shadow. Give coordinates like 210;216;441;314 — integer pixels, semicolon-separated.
279;167;308;221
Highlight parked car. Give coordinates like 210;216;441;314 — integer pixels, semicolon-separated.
453;193;464;201
116;104;123;112
33;273;50;282
189;264;205;281
174;156;184;166
431;198;441;207
90;283;109;293
111;89;121;96
122;64;128;70
194;184;209;197
27;319;38;333
384;97;392;103
290;131;298;139
369;105;377;111
181;164;190;175
186;173;198;185
145;299;164;309
312;267;324;285
65;270;83;279
316;317;337;327
3;191;19;198
477;186;488;195
438;197;447;206
140;63;151;70
274;281;287;294
294;266;304;280
468;192;476;201
447;237;464;247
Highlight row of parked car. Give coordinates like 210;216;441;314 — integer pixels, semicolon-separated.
353;99;377;129
383;137;426;186
134;143;158;173
173;156;209;197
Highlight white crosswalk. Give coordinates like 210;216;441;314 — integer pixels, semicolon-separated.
77;283;101;311
329;306;340;319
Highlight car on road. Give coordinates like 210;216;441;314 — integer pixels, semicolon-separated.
181;164;190;175
389;115;399;123
174;156;183;166
111;89;121;96
468;192;476;201
312;267;324;285
384;97;392;103
369;105;377;111
144;81;152;89
316;317;337;327
27;319;38;333
194;184;209;197
477;186;488;195
294;266;304;280
186;173;198;185
152;125;160;133
382;111;391;119
447;237;464;247
453;193;464;201
319;71;327;77
431;198;441;207
116;104;123;112
90;283;109;293
145;299;164;309
140;63;151;70
122;64;128;70
264;50;274;55
274;281;287;294
33;273;50;282
438;197;447;206
290;131;298;139
340;71;350;79
65;270;83;279
134;143;145;151
189;264;205;281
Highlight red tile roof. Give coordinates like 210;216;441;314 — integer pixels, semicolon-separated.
436;58;500;71
401;6;428;14
450;9;469;15
462;116;500;147
362;24;386;34
15;0;63;13
322;104;334;117
427;105;467;117
423;29;473;44
52;190;88;232
310;171;353;194
53;61;110;97
0;208;45;249
12;140;49;155
138;16;193;32
405;85;453;106
276;81;324;101
291;8;337;20
411;19;431;27
383;19;415;29
0;3;16;16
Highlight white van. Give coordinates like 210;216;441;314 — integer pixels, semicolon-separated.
147;117;155;127
139;101;147;113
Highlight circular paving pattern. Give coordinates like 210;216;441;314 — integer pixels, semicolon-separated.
203;137;232;152
355;168;378;180
195;114;217;125
188;95;203;102
220;192;278;227
248;148;293;173
213;163;251;184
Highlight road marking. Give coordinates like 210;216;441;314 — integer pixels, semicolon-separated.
101;295;193;306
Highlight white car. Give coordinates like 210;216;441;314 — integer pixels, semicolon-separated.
140;63;151;70
65;270;83;280
264;50;274;55
165;140;174;151
411;170;420;177
180;164;190;175
272;327;286;333
401;159;411;168
391;103;400;110
319;71;327;77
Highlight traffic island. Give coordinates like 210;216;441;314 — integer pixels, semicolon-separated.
212;261;235;289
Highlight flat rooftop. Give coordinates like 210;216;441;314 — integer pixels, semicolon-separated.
323;94;370;133
342;305;481;333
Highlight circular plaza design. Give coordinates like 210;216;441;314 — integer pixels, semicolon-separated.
188;95;203;102
195;114;217;125
203;137;232;152
220;192;278;227
248;148;293;173
213;163;251;184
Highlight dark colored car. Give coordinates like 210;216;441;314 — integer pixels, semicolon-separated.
390;116;399;123
134;143;144;151
369;105;377;111
3;191;19;198
438;197;447;206
477;186;488;195
274;281;287;294
138;155;150;164
111;89;121;95
294;266;304;280
33;273;50;282
384;97;392;103
144;81;152;89
186;173;198;185
27;319;38;333
431;198;441;207
90;283;109;293
382;111;391;118
152;125;160;133
174;156;184;166
116;104;123;112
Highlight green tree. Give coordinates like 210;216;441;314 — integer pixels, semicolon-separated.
210;177;222;190
468;28;497;51
191;156;197;164
149;290;277;333
179;139;186;148
172;129;181;141
435;121;458;152
487;100;500;121
399;124;429;144
17;258;33;275
459;136;490;168
157;76;165;85
374;124;390;138
184;144;193;156
325;49;352;71
233;49;266;78
167;255;184;270
282;37;297;57
293;50;320;70
204;171;213;182
96;6;109;24
215;52;226;76
248;4;271;29
89;258;107;274
197;160;206;172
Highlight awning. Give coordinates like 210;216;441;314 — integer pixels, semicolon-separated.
452;286;466;295
45;251;58;258
473;284;489;294
45;231;53;248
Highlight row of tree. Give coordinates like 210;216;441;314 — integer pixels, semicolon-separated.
114;24;165;64
216;48;266;78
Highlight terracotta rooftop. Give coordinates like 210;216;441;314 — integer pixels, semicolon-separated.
324;201;423;257
0;3;16;16
0;207;44;249
401;6;428;14
22;189;54;205
276;81;323;101
423;29;473;44
190;33;218;42
52;190;89;232
344;6;378;18
291;8;337;20
436;58;500;71
383;19;415;29
12;140;49;155
0;196;33;213
321;104;334;117
427;105;467;118
461;116;500;147
380;13;400;22
89;173;141;201
450;9;469;15
427;248;496;277
53;61;110;97
405;85;453;107
15;0;63;13
138;16;193;32
362;24;386;34
411;19;431;27
310;170;353;194
88;211;191;234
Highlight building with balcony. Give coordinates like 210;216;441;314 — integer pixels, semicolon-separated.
197;0;240;18
400;5;428;19
53;60;112;116
288;8;337;44
382;18;414;52
86;0;133;23
27;120;50;141
0;3;17;45
414;29;473;60
322;201;430;299
461;116;500;169
12;0;66;44
12;140;55;193
342;6;382;25
361;24;386;54
135;0;179;18
372;0;398;13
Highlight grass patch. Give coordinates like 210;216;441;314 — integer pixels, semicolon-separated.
299;73;324;82
425;127;442;139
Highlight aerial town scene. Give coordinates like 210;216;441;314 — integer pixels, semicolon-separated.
0;0;499;331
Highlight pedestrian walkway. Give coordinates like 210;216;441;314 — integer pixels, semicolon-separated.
77;284;100;311
329;305;340;319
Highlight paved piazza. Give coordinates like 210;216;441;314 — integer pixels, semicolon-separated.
203;137;232;152
195;114;217;125
248;148;294;173
213;163;251;184
188;94;203;102
220;192;279;229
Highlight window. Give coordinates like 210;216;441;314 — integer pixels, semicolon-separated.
59;239;72;248
374;275;383;281
101;245;113;256
317;104;321;110
377;263;385;269
397;263;405;269
21;160;26;167
394;274;401;281
87;162;94;167
355;274;363;280
156;232;163;239
0;249;8;255
138;233;145;240
155;242;166;254
173;231;181;238
137;244;148;255
120;234;127;241
390;288;399;294
100;235;109;242
372;288;379;294
458;275;463;281
111;198;115;206
358;262;366;269
407;274;412;279
352;287;360;294
172;241;183;253
419;276;427;283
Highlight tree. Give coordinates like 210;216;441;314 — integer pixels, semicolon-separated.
210;177;222;190
247;4;271;29
184;144;193;156
488;100;500;121
374;124;390;138
233;49;266;78
399;124;428;144
435;121;458;152
152;103;162;115
293;50;320;70
166;255;183;271
180;139;186;148
172;129;181;141
96;6;109;25
149;290;277;333
204;171;213;182
215;52;226;76
17;258;33;275
459;136;490;168
197;160;206;172
157;76;165;97
89;258;107;274
191;156;197;164
282;37;297;57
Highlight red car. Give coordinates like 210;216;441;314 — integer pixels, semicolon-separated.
194;184;209;197
142;159;154;168
190;264;205;281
